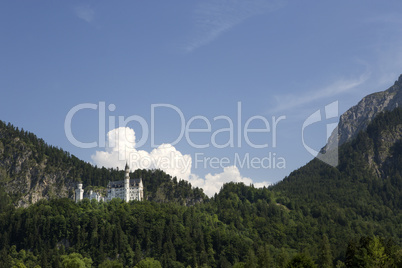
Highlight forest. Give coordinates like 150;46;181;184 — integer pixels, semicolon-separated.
0;109;402;267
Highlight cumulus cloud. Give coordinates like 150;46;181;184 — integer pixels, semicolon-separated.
92;127;270;196
91;127;192;179
74;5;95;23
188;165;262;197
254;181;271;188
184;0;285;52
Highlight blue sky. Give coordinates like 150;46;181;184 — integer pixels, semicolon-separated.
1;1;402;195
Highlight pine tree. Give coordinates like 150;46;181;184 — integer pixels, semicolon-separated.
245;248;258;268
318;235;333;268
257;245;273;268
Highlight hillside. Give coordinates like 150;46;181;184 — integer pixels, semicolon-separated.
0;121;206;207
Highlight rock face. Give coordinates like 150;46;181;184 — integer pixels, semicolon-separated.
370;123;402;178
0;128;75;208
324;74;402;152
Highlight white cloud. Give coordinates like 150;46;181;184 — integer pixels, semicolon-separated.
254;181;271;188
270;71;371;114
92;127;270;196
74;5;95;23
185;0;285;52
187;165;269;197
373;41;402;90
92;127;192;179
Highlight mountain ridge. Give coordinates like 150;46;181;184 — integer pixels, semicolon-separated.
325;74;402;153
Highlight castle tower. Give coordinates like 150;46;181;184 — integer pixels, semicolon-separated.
75;183;84;202
138;177;144;201
124;163;130;201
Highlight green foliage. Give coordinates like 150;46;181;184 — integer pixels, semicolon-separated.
318;235;333;268
61;253;92;268
133;169;207;205
345;236;400;267
134;257;162;268
232;262;246;268
286;253;316;268
98;259;123;268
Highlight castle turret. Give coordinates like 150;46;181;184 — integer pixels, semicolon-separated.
138;177;144;201
75;183;84;202
124;163;130;201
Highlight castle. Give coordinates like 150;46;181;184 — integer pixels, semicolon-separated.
75;163;144;202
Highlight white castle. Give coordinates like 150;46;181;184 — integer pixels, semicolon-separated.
75;163;144;202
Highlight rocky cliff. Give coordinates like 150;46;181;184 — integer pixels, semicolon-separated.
0;127;75;207
324;74;402;153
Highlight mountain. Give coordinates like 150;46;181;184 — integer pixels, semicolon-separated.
325;74;402;152
274;106;402;210
272;83;402;252
0;121;206;207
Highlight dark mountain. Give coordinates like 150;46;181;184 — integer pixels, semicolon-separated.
275;106;402;209
274;76;402;216
272;98;402;253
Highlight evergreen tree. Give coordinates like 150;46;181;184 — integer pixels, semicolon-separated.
318;235;333;268
286;253;317;268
